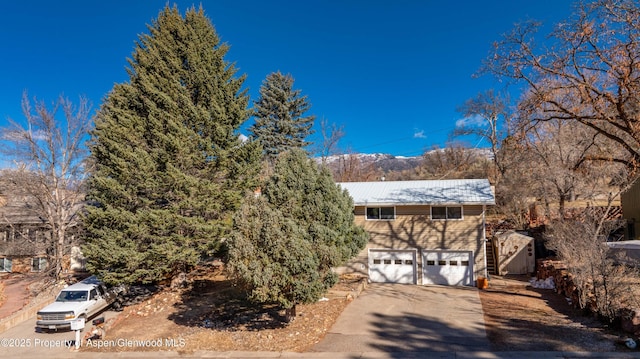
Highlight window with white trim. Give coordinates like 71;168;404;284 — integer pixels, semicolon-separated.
366;207;395;220
31;257;47;272
0;257;12;272
431;206;463;220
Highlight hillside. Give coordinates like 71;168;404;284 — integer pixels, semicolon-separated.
321;153;423;174
319;148;493;181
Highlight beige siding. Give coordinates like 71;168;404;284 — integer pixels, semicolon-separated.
338;204;487;280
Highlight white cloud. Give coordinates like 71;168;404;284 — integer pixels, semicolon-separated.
455;114;486;128
413;129;426;139
2;129;49;142
30;130;50;141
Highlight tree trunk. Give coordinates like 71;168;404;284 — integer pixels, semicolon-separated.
285;304;297;322
558;194;566;219
55;226;65;280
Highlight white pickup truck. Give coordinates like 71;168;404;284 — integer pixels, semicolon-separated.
36;276;125;332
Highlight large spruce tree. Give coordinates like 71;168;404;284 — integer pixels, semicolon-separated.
83;6;260;285
248;72;315;161
227;149;367;319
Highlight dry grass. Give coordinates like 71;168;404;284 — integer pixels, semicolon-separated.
83;270;359;353
480;275;629;352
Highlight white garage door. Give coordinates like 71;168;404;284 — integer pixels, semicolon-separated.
368;249;417;284
422;250;473;286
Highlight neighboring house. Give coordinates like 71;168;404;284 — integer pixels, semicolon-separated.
0;191;49;273
337;179;495;286
614;181;640;266
622;179;640;241
0;190;85;274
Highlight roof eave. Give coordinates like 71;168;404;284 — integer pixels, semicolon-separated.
353;201;495;207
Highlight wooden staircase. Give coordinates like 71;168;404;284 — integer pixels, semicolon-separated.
486;238;497;275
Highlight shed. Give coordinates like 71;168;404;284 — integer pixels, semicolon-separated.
493;231;535;275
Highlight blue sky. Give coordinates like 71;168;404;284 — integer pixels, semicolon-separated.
0;1;574;157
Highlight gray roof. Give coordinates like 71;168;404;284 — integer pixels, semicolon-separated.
337;179;495;206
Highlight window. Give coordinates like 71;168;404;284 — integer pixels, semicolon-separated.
31;257;47;272
431;206;463;220
56;290;87;301
0;258;12;272
366;207;395;220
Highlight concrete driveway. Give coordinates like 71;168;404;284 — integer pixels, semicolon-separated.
312;283;489;353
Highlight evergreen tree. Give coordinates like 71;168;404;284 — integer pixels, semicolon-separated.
249;72;315;161
227;149;367;319
83;6;261;285
227;195;324;314
264;150;368;271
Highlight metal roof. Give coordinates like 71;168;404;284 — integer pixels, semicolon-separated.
337;179;495;206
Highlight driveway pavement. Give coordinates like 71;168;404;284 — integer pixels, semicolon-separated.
311;283;489;353
0;274;37;319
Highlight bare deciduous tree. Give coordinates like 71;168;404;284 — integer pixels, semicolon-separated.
454;90;513;183
316;118;345;166
521;118;621;215
493;136;537;229
417;144;491;180
483;0;640;169
494;86;627;228
330;153;382;182
545;189;639;320
0;93;93;279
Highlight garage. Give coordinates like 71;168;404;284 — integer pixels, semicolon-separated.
422;250;473;286
368;249;417;284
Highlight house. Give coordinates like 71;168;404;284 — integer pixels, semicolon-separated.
0;188;85;274
622;179;640;241
0;190;50;273
612;180;640;266
337;179;495;286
